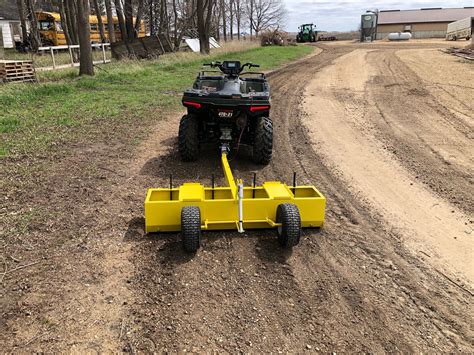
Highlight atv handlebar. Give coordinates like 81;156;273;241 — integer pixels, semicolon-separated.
203;61;260;74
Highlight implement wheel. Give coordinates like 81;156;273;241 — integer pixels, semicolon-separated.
276;203;301;248
253;116;273;164
181;206;201;252
179;114;199;161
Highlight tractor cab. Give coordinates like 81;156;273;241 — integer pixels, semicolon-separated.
297;23;318;43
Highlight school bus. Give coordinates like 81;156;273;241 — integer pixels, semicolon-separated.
36;11;146;46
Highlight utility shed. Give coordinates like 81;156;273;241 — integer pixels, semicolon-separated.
376;7;474;39
0;0;22;49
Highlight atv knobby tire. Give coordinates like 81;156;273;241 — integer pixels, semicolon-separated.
181;206;201;252
276;203;301;248
179;114;199;161
253;116;273;164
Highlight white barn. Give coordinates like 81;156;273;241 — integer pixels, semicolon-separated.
0;0;22;49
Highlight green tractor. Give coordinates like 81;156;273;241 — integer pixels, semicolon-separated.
296;24;317;43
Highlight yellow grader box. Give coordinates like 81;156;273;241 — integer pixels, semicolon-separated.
144;152;325;252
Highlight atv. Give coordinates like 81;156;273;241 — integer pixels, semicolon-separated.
179;60;273;164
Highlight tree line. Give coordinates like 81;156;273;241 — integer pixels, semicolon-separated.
16;0;286;75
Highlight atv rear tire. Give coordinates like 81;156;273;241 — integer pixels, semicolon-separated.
276;203;301;248
181;206;201;252
253;116;273;164
179;114;199;161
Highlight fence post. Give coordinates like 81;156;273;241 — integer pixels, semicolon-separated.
50;47;56;69
68;45;74;67
102;43;106;63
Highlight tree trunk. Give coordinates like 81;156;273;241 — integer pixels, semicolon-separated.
104;0;116;42
235;0;240;40
92;0;107;42
16;0;29;44
66;0;79;44
197;0;213;54
77;0;94;75
124;0;134;39
59;0;73;46
221;0;226;41
249;0;253;40
134;0;144;36
229;0;233;40
149;0;154;35
114;0;128;41
25;0;40;49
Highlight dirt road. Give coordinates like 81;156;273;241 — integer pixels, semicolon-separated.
1;42;473;352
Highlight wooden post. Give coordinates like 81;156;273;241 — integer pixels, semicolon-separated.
50;47;56;69
0;27;4;59
68;45;74;67
102;43;106;63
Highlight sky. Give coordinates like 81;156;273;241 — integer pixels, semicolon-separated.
282;0;474;32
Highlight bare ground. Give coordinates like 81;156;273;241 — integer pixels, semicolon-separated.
1;42;473;352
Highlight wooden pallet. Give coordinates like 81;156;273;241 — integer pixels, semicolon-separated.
0;60;37;83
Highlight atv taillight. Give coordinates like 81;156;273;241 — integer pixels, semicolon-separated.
183;101;202;109
250;105;270;112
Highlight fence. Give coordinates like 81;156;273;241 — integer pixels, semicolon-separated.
36;43;111;71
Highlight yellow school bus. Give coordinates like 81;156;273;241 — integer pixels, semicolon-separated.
36;11;146;46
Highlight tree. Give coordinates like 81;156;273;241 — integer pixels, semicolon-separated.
134;0;145;36
248;0;285;37
114;0;128;41
58;0;74;46
16;0;29;45
25;0;41;49
196;0;215;54
91;0;107;42
65;0;80;44
124;0;134;38
104;0;116;42
233;0;242;39
77;0;94;75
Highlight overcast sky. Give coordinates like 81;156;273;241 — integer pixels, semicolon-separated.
282;0;474;32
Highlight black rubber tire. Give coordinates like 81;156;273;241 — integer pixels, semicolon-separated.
178;114;199;161
181;206;201;252
276;203;301;248
253;116;273;164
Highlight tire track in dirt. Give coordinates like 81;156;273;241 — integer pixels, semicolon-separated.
367;49;473;212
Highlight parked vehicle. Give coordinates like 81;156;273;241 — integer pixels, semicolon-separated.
446;17;473;41
35;11;146;46
296;24;317;43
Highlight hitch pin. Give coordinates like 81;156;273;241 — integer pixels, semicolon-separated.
238;182;244;233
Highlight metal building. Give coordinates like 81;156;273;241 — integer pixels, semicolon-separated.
0;0;22;49
376;7;474;39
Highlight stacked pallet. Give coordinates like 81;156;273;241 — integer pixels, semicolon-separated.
0;60;37;83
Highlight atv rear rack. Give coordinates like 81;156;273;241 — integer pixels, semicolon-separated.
144;149;326;247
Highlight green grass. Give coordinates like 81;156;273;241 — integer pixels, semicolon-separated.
0;44;313;157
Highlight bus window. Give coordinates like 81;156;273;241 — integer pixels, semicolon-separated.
38;21;54;30
55;21;63;31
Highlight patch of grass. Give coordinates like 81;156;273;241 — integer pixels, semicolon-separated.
0;44;314;157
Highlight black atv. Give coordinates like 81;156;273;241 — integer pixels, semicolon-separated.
179;60;273;164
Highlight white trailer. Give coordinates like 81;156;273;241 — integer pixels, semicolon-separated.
446;17;473;41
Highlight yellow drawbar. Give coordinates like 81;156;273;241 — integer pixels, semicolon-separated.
144;152;326;235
